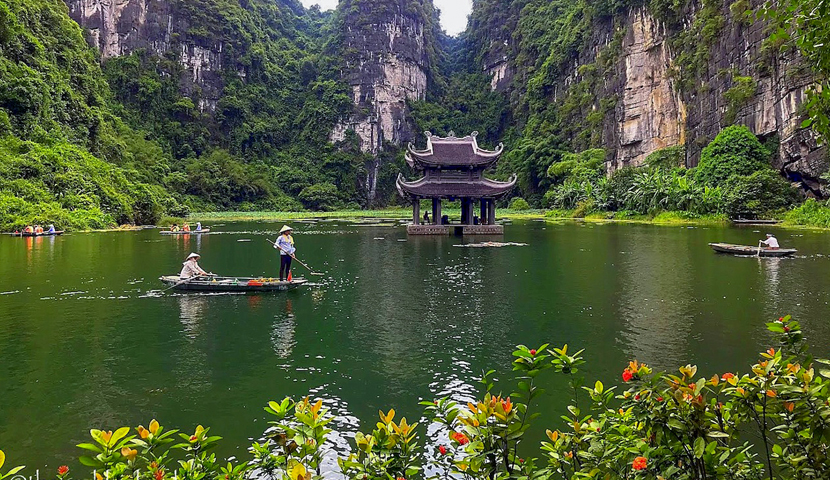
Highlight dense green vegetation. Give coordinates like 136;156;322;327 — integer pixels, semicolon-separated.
0;0;181;231
2;0;830;230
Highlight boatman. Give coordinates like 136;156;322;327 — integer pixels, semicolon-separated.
47;224;56;234
760;233;780;250
180;253;211;279
274;225;296;282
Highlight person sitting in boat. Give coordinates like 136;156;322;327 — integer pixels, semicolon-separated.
34;225;43;234
180;253;211;279
182;223;191;232
23;226;34;234
195;222;202;231
47;224;56;234
171;224;180;232
274;225;296;282
760;234;780;250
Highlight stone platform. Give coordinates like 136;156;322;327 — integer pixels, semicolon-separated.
407;224;504;235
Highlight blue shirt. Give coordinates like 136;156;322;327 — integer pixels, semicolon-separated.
275;235;295;256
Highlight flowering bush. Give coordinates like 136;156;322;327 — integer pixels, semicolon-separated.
2;316;829;480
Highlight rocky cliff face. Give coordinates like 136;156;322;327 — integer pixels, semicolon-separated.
474;0;826;192
330;1;434;154
331;0;439;203
65;0;226;112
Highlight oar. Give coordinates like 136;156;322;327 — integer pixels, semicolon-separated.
160;274;214;293
757;241;762;258
266;239;325;276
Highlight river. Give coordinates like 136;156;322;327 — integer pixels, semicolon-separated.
1;219;829;471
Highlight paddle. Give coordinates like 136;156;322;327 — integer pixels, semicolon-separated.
160;273;215;293
757;241;762;258
267;239;325;276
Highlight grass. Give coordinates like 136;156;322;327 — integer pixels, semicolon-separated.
189;203;830;229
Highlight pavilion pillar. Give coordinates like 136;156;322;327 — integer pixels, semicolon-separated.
413;198;420;225
488;199;496;224
462;198;473;225
480;199;487;225
432;198;441;225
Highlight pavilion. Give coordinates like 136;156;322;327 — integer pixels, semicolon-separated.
396;131;517;235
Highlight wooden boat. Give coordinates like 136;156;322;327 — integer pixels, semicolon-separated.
159;275;307;292
732;219;782;225
12;231;64;237
160;229;210;235
708;243;797;257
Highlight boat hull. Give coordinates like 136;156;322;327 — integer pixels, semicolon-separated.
12;231;64;237
708;243;797;257
159;276;306;292
160;229;210;235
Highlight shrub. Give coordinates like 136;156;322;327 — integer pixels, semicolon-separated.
508;197;531;210
298;183;341;211
783;198;830;227
696;125;772;186
644;145;686;169
722;170;799;218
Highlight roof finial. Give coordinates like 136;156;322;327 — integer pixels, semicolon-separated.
424;131;432;137
471;131;479;137
448;130;456;138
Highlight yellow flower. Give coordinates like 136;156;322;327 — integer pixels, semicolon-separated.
149;419;160;435
137;426;149;439
101;431;113;444
289;462;310;480
379;408;395;425
96;473;104;480
0;449;5;470
194;425;205;437
546;430;559;442
121;448;138;461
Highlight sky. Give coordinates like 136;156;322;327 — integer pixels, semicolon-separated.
298;0;473;36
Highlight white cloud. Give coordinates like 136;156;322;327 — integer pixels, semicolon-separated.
297;0;472;36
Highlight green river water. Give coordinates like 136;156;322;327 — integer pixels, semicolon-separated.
1;219;830;472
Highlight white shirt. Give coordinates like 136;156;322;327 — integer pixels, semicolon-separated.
761;237;780;248
180;260;206;278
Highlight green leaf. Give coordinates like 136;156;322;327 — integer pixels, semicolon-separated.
694;437;705;458
79;456;103;467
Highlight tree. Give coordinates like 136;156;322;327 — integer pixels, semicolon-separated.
696;125;772;187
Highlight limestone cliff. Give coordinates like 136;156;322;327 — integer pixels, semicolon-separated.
65;0;225;112
472;0;827;193
330;0;441;203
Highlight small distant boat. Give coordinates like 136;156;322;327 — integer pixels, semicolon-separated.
159;275;307;292
708;243;797;257
160;229;210;235
12;231;64;237
732;219;782;225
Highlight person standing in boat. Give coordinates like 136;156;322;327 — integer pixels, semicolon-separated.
180;253;210;279
47;224;56;234
274;225;296;281
196;222;203;231
760;234;780;250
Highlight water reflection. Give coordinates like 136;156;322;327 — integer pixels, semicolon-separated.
759;258;781;304
271;300;296;358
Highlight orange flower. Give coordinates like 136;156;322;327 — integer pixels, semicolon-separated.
121;447;138;461
632;456;647;470
154;470;164;480
784;402;795;412
721;373;735;380
766;389;777;398
767;348;776;356
450;432;469;445
100;431;113;444
137;426;149;439
95;473;103;480
501;397;512;415
58;466;69;475
150;462;159;470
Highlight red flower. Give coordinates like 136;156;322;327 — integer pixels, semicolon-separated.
450;431;470;445
154;470;164;480
634;395;640;401
189;435;197;441
519;458;525;463
439;445;447;455
778;317;784;322
721;372;735;381
622;370;634;382
529;349;537;356
632;456;648;471
784;326;790;332
58;466;69;475
657;397;664;402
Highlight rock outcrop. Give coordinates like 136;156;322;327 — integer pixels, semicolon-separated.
475;0;826;192
65;0;225;112
331;0;438;203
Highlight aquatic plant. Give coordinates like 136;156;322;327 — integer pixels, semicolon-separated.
3;317;829;480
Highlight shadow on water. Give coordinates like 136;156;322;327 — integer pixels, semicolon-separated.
1;220;830;469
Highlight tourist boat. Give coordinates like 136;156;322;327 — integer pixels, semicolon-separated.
708;243;797;257
12;231;64;237
159;275;307;292
160;229;210;235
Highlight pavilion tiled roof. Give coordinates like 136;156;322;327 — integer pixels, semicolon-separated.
396;173;517;198
406;131;504;169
